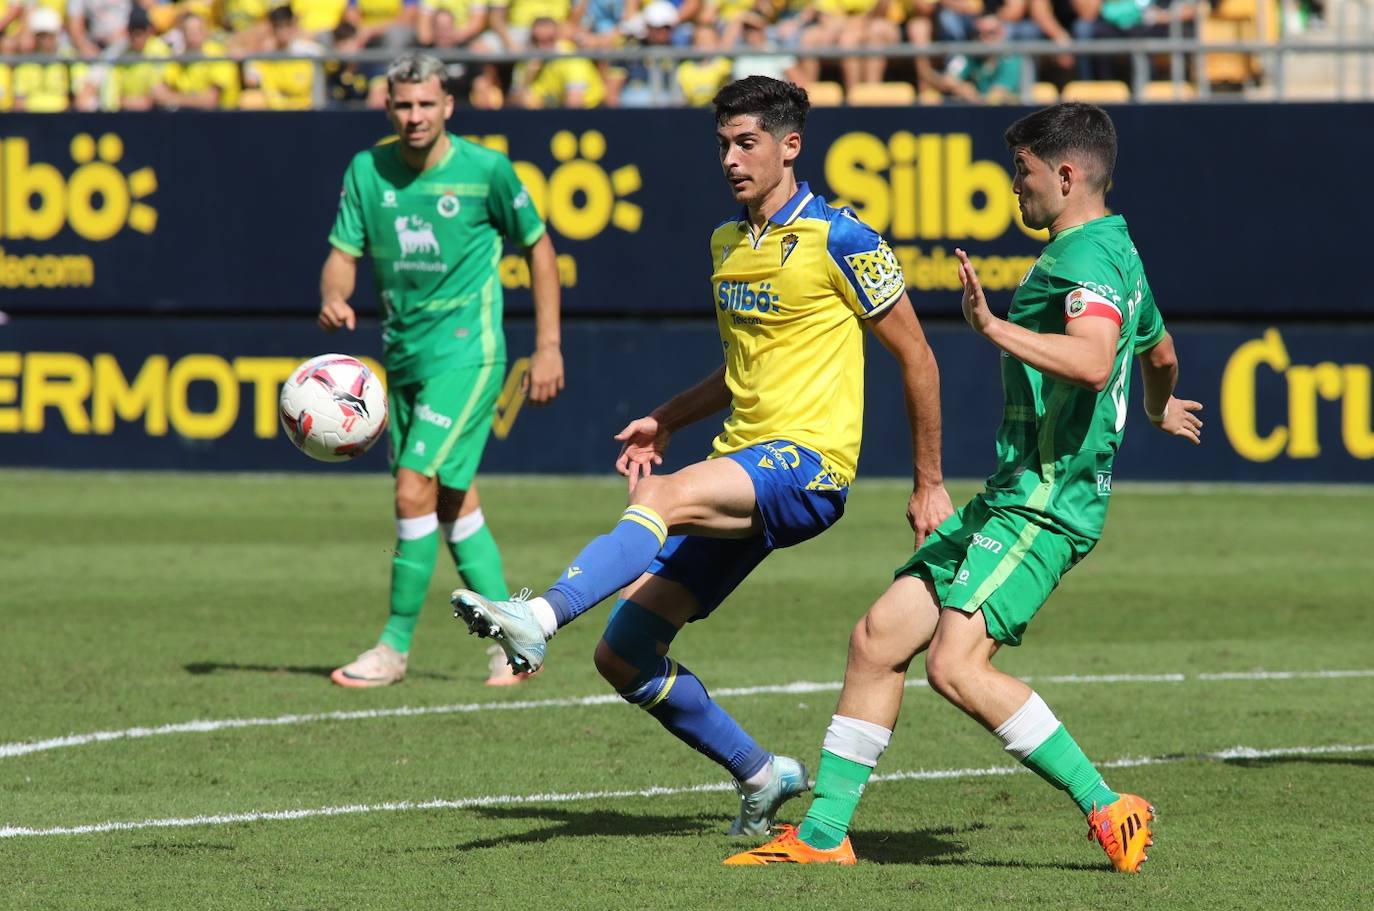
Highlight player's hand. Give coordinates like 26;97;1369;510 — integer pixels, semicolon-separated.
955;248;997;336
318;299;356;332
1153;396;1203;444
614;416;670;493
908;483;955;549
524;346;565;405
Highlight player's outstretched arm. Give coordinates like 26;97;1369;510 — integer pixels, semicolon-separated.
614;366;730;491
319;247;358;332
956;247;1116;391
868;295;954;547
1138;332;1203;444
525;232;565;404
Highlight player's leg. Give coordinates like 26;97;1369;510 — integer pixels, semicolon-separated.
332;380;437;688
595;543;806;835
922;512;1153;872
439;481;531;686
453;456;760;673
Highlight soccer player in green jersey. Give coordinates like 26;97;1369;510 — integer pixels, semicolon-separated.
317;53;565;688
726;103;1204;871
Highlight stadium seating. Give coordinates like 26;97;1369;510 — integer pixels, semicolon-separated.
847;81;917;106
1061;80;1132;102
806;81;845;107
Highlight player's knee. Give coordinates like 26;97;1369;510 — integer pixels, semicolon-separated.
593;639;638;690
395;474;436;516
627;474;677;519
925;646;980;706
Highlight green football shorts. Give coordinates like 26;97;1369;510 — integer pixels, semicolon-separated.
895;494;1097;646
387;361;505;490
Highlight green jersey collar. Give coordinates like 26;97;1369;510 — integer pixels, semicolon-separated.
1049;213;1125;242
392;133;457;175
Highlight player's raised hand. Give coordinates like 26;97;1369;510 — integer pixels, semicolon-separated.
614;416;670;493
318;298;356;332
524;346;565;405
954;248;996;336
908;484;955;549
1153;396;1204;444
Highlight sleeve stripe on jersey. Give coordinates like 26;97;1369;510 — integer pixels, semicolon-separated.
1066;300;1123;326
519;222;546;249
328;234;364;257
858;287;903;320
1063;287;1122;326
1133;323;1168;353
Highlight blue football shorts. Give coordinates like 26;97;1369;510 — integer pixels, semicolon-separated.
644;440;848;621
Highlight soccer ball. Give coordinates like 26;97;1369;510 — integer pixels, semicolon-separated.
279;354;388;462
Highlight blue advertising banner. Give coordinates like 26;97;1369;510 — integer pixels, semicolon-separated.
1;105;1371;319
2;317;1370;482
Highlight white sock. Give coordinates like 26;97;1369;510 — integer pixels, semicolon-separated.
740;758;774;793
396;513;439;540
822;714;893;768
440;509;487;543
528;596;559;639
993;692;1061;759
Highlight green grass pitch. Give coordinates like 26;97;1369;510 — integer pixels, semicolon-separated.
3;470;1372;910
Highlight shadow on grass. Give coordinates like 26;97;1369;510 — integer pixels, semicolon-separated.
1222;754;1374;770
182;661;460;682
431;806;722;853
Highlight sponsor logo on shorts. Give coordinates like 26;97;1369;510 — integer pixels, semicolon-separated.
416;403;454;429
971;533;1004;554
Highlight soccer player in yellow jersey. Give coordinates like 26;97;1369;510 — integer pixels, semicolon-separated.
454;75;952;834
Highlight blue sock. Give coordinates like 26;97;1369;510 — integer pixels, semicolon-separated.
621;657;770;781
544;506;667;627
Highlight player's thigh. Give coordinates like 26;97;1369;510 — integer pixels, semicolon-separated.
631;456;762;538
852;574;942;668
394;363;503;491
941;508;1080;648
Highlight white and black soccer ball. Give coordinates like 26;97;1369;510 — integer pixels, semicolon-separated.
279;354;388;462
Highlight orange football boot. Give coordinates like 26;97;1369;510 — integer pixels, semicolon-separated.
723;825;857;866
1087;793;1155;873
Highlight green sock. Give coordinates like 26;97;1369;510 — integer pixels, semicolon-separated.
379;528;440;654
448;523;510;600
1021;724;1120;815
797;750;874;849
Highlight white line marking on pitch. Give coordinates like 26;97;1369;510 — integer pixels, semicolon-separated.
3;669;1371;762
3;742;1370;840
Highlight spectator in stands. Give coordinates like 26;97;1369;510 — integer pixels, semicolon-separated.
243;4;323;108
898;0;941;92
933;0;1034;41
798;0;900;92
67;0;134;56
936;12;1024;101
770;0;821;51
161;10;240;108
492;0;571;50
344;0;419;48
1073;0;1196;80
324;20;375;106
731;9;802;83
1022;0;1078;75
575;0;636;49
616;0;680;105
79;6;171;110
11;7;73;111
675;13;731;104
417;0;491;46
294;0;349;38
510;14;606;106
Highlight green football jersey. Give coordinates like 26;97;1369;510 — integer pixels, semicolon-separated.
982;215;1167;541
328;134;545;385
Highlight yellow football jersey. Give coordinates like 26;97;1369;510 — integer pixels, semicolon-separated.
709;182;907;484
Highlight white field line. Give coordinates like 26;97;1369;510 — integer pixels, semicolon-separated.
3;741;1371;840
3;669;1372;762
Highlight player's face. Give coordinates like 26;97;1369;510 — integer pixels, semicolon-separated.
717;115;799;205
1011;147;1063;231
387;77;454;151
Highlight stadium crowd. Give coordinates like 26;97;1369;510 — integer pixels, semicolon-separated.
0;0;1248;111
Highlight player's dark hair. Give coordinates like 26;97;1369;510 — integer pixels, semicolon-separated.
712;76;810;139
1004;103;1117;193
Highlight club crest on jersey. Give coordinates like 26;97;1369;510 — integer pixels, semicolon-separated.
382;190;398;208
720;243;733;266
1064;287;1123;325
780;233;799;266
395;215;440;256
437;193;460;218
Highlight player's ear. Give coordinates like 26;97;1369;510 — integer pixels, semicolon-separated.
781;131;802;165
1058;162;1074;197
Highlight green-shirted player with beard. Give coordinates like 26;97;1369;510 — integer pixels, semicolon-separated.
317;53;565;688
727;104;1204;873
